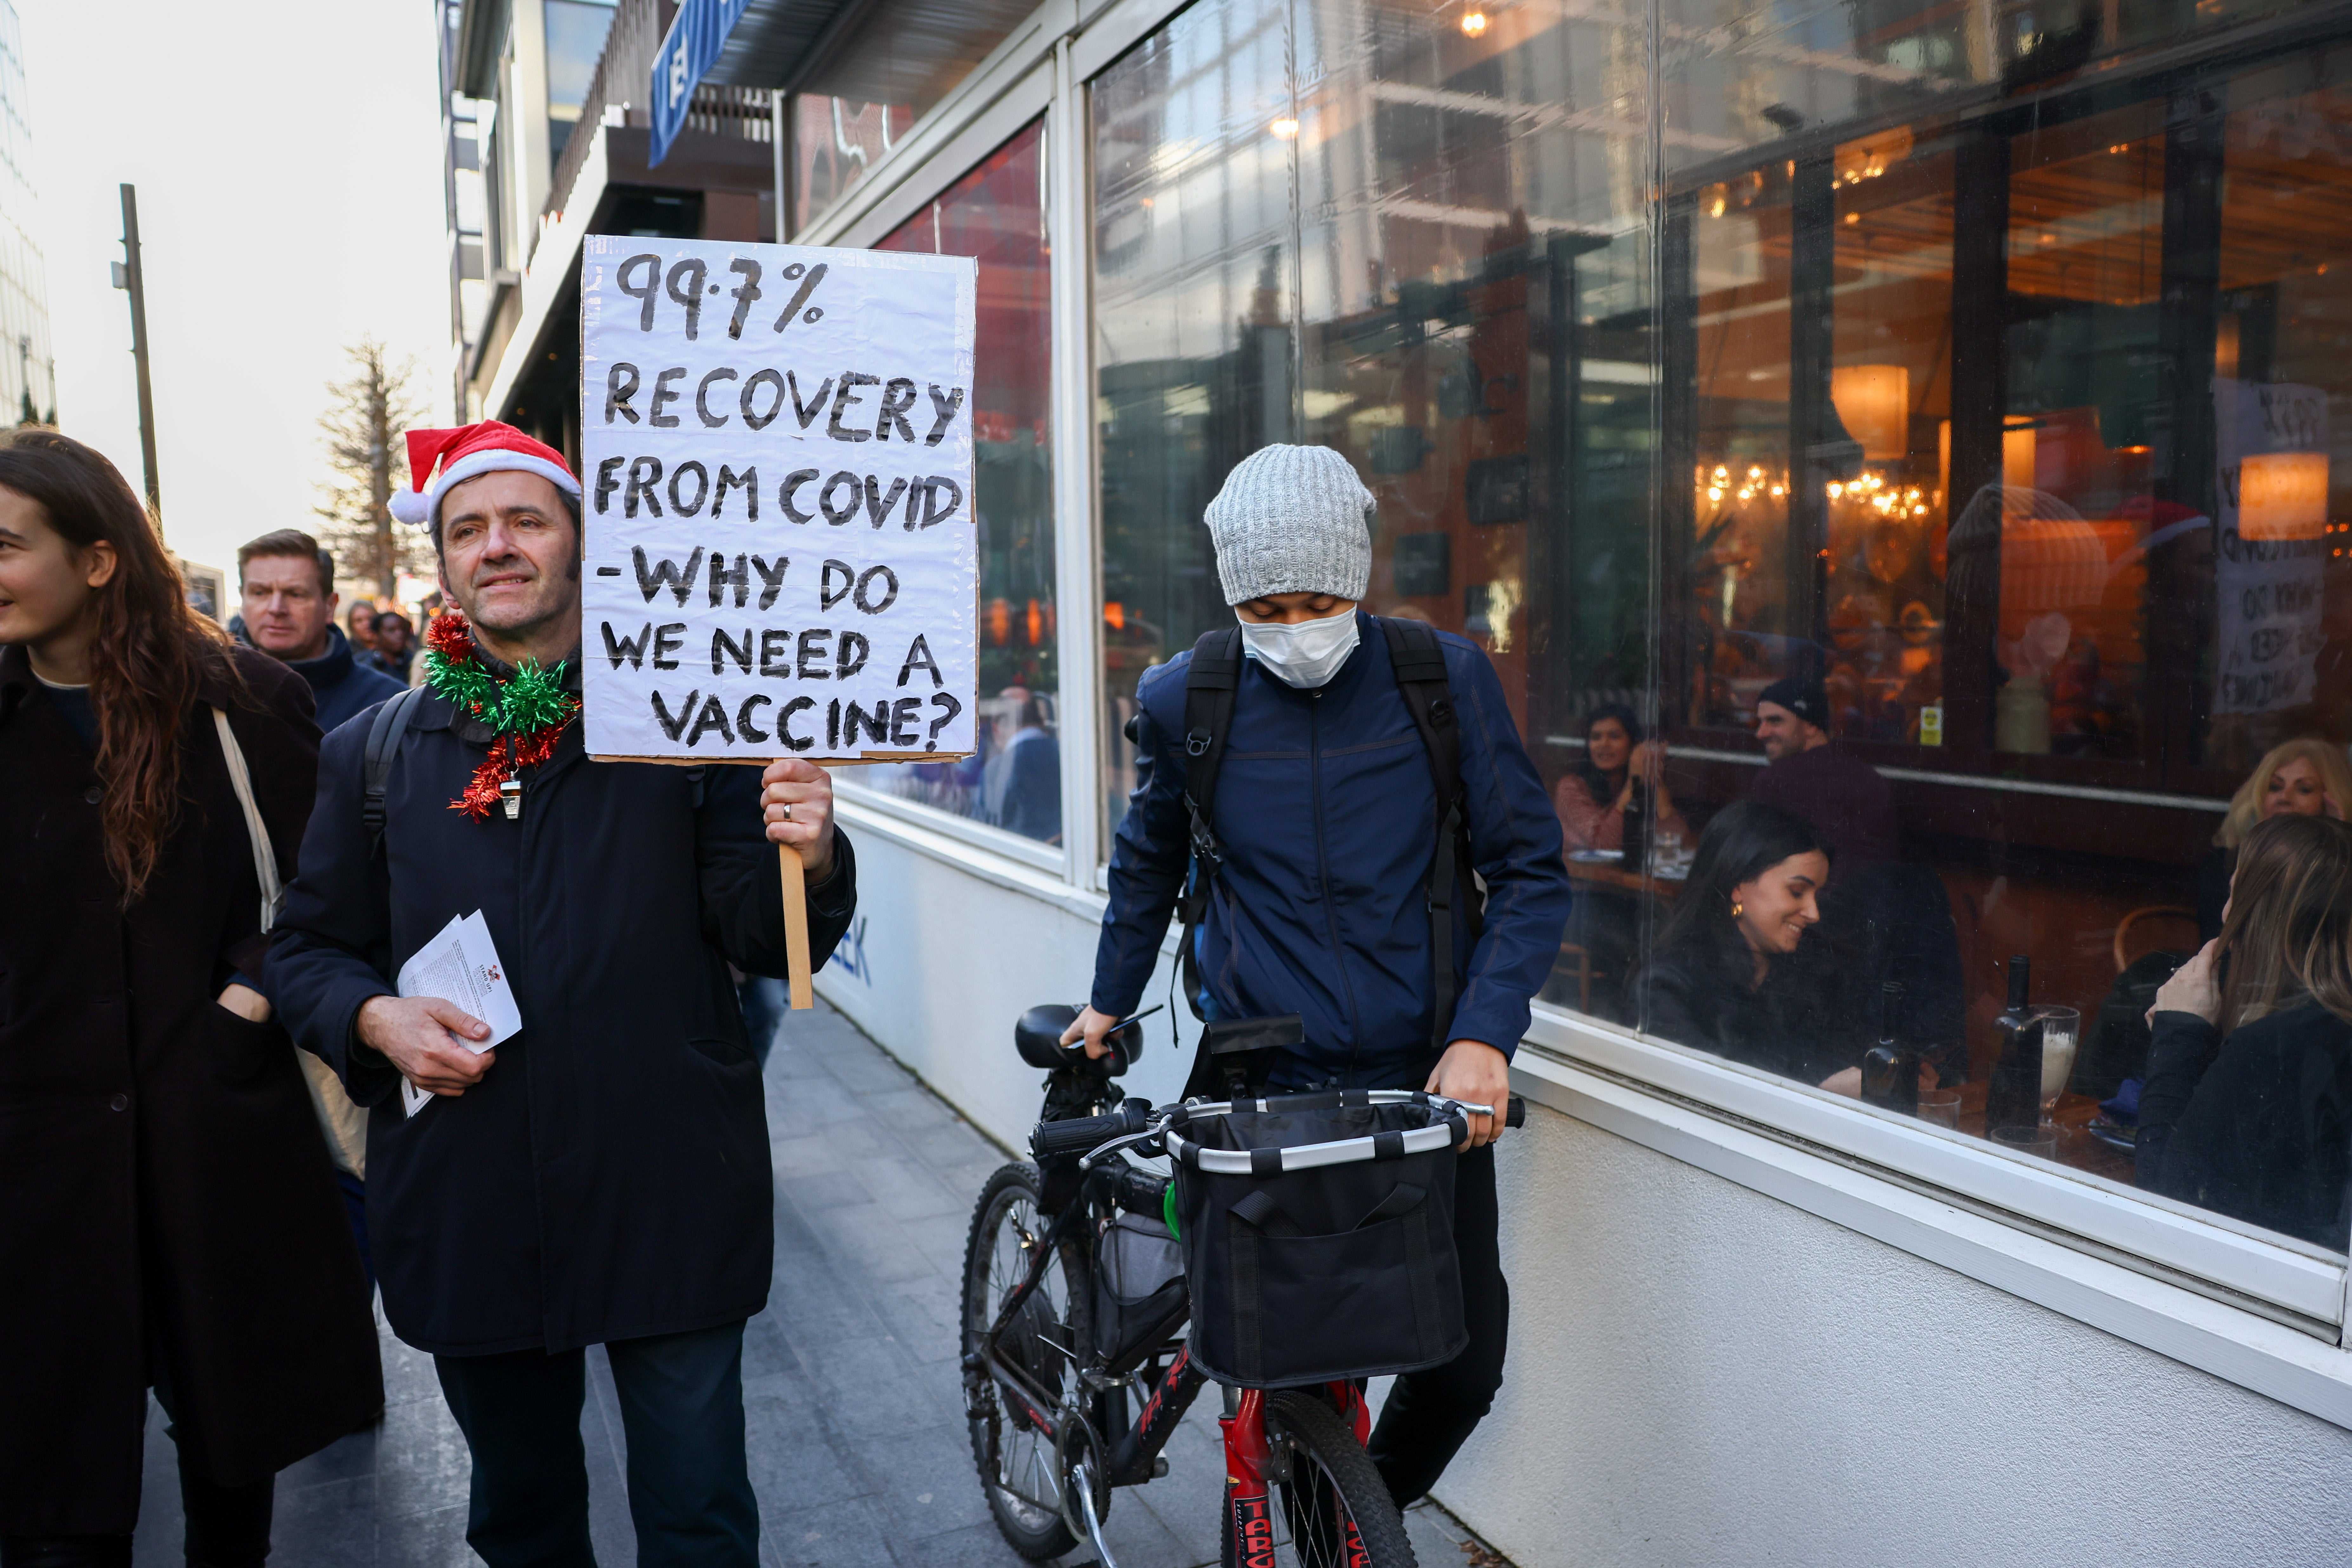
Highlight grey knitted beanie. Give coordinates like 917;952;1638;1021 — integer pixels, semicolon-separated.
1204;445;1373;605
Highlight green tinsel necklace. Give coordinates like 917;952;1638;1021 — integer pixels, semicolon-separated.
423;609;581;820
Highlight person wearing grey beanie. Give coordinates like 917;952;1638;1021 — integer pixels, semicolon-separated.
1200;444;1377;688
1065;441;1574;1513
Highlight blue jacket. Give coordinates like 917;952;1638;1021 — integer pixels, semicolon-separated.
278;625;406;736
1093;613;1572;1089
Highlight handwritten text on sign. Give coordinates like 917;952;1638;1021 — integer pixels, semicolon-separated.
579;236;978;759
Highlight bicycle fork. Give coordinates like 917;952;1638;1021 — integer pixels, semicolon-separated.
1220;1382;1374;1568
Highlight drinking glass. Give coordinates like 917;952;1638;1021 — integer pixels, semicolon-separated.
1916;1088;1961;1129
1992;1124;2060;1160
2033;1006;2081;1125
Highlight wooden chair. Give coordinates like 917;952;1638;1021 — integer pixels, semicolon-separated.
1556;942;1606;1014
2113;905;2197;973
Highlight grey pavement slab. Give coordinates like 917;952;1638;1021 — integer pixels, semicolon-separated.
127;998;1511;1568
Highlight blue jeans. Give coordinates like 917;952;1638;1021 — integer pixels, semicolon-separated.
736;976;786;1068
434;1321;756;1568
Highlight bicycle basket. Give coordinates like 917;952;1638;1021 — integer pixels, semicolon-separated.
1092;1210;1189;1374
1165;1092;1467;1388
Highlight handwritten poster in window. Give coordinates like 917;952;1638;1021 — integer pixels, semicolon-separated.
2213;377;2329;716
577;235;978;761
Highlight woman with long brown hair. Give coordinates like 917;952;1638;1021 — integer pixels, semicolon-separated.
2138;810;2352;1248
0;430;380;1565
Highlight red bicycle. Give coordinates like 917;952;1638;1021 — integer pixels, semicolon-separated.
959;1007;1519;1568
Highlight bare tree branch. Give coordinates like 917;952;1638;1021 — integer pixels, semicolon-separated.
314;339;426;598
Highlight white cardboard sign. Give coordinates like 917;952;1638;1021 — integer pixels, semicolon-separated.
578;236;977;761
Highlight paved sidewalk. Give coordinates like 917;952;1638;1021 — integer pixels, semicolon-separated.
130;999;1496;1568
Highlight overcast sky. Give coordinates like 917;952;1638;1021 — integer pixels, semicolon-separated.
22;0;454;583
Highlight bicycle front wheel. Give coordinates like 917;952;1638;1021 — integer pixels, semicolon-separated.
1256;1390;1418;1568
961;1161;1088;1560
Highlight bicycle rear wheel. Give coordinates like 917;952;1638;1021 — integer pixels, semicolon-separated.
1256;1390;1418;1568
961;1162;1088;1560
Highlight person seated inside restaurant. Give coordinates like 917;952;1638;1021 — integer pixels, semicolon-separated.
2195;737;2352;941
2138;811;2352;1249
1553;704;1691;1018
1637;800;1874;1091
1745;674;1898;874
1554;702;1691;853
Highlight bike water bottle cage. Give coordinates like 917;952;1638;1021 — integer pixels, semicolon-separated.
1173;616;1482;1063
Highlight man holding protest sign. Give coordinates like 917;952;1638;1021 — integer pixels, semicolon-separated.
269;419;856;1566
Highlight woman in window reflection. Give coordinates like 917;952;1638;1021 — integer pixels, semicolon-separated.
1637;800;1862;1090
2196;738;2352;940
2139;812;2352;1250
1552;703;1690;853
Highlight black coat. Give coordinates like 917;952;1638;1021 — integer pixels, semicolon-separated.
267;679;856;1355
2138;1004;2352;1249
0;646;381;1536
1637;932;1863;1087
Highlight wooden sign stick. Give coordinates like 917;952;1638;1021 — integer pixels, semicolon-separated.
778;841;813;1011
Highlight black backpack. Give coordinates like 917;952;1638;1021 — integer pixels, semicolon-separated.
1167;616;1483;1090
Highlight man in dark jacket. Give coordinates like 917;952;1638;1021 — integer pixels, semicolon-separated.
1065;444;1573;1508
1745;673;1898;873
269;422;856;1567
237;528;404;734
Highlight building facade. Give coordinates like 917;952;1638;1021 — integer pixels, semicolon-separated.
455;0;2352;1560
0;0;54;430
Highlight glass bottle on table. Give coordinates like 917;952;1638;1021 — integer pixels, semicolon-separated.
1861;980;1920;1116
1621;776;1649;872
1985;955;2043;1137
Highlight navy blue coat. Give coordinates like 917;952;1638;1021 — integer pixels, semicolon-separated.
1094;613;1572;1090
268;679;855;1355
275;625;406;736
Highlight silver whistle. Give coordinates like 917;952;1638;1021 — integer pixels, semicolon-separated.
499;778;522;821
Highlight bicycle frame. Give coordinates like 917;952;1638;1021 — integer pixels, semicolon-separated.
969;1169;1380;1568
1222;1382;1375;1568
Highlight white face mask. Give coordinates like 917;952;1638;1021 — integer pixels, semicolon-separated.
1238;608;1360;689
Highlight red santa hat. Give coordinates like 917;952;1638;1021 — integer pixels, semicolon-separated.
388;421;582;530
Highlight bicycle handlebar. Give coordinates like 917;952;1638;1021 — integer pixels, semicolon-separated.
1030;1095;1526;1160
1031;1103;1151;1159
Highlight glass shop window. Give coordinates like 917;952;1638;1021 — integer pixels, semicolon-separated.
1647;11;2352;1256
1089;0;2352;1256
790;0;1038;235
864;120;1060;846
1090;0;1652;848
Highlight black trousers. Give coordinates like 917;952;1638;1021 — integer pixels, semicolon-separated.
0;1407;274;1568
1364;1140;1508;1508
433;1320;756;1568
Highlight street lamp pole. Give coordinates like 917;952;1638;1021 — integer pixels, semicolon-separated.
113;183;160;516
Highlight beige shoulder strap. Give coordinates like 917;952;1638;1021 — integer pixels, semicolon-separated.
212;706;283;931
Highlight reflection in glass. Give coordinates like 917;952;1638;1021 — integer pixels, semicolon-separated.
1088;0;2352;1252
544;0;617;171
1092;0;1657;849
869;120;1059;843
791;0;1037;233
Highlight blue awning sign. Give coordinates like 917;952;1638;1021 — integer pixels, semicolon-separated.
648;0;753;167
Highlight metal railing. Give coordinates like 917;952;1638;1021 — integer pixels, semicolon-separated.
541;0;778;235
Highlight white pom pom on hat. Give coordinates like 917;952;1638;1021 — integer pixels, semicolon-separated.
395;421;583;531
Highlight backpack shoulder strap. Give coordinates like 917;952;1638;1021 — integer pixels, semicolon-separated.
361;686;424;853
1175;626;1243;1023
1377;617;1482;1054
